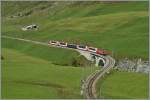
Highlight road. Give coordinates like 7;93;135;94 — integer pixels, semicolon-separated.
2;35;115;99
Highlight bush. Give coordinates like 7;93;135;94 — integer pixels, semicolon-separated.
71;55;92;67
1;55;4;60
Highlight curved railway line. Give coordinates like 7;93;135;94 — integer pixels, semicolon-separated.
2;35;115;99
84;55;115;99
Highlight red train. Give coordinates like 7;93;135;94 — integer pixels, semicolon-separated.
96;49;111;56
48;40;111;56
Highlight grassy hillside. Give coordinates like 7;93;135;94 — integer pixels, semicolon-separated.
2;38;91;67
1;1;149;99
96;71;149;99
2;48;97;99
2;1;149;59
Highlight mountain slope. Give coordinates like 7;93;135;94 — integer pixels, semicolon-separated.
2;1;149;59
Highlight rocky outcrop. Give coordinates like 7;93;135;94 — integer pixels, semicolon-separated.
114;58;149;74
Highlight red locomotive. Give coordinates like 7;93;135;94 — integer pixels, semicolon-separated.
96;49;111;56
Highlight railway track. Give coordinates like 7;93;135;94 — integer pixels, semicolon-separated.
2;35;87;52
84;55;115;99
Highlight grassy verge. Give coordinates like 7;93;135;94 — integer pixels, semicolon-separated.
96;70;149;99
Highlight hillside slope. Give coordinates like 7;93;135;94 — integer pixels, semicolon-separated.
2;48;97;98
2;1;149;59
1;1;149;99
2;38;87;66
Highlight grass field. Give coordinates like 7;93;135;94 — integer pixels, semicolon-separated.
2;38;90;67
96;71;149;99
2;1;149;59
1;1;149;99
2;48;98;99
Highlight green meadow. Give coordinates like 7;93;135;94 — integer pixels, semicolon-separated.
96;71;149;99
1;1;149;99
2;38;87;66
2;1;149;59
2;48;97;99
